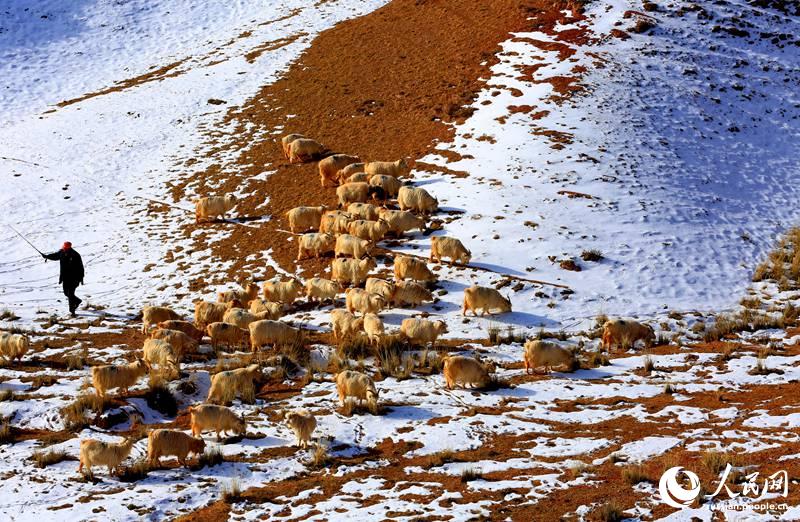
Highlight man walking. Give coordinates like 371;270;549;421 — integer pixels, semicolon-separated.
43;241;84;316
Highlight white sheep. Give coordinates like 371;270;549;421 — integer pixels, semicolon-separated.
398;186;438;215
345;288;385;316
288;138;325;163
305;277;341;303
335;233;372;259
394;255;436;282
141;306;182;334
249;320;301;350
206;322;250;350
399;318;448;349
336;182;370;208
391;280;433;307
194;300;232;328
297;232;335;260
369;174;403;198
248;299;283;319
147;429;206;468
336;163;366;185
331;257;376;286
330;309;364;341
461;285;512;316
0;332;29;365
347;202;379;221
364;159;410;178
378;209;425;236
348;219;389;242
523;340;576;374
319;210;354;235
195;195;237;223
365;277;395;301
78;437;136;476
284;409;317;448
363;313;385;346
217;283;259;305
319;154;361;187
92;358;149;397
443;356;491;389
190;404;246;439
281;133;305;159
143;339;180;379
286;206;326;233
336;370;379;410
430;236;471;265
207;364;261;403
262;278;303;304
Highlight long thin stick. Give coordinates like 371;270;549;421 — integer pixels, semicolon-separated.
7;225;43;255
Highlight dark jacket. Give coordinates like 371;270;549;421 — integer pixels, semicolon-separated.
44;248;84;286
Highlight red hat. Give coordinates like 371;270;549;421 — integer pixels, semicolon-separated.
62;241;72;250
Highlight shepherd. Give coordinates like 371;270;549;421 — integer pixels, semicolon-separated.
42;241;85;316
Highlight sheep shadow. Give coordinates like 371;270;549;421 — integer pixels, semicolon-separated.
464;311;559;329
381;403;438;422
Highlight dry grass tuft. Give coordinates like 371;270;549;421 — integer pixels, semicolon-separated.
642;355;654;374
595;501;624;522
306;442;332;470
0;390;14;402
117;459;150;482
621;464;650;485
701;451;735;475
32;448;70;468
426;449;455;468
460;467;483;482
581;249;604;262
0;420;14;444
62;393;111;431
145;378;178;416
221;478;243;503
66;347;89;371
195;447;224;469
0;309;20;321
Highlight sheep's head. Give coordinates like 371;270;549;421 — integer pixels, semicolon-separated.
643;325;656;346
435;320;449;335
498;295;512;313
237;415;247;435
366;385;379;405
398;158;409;171
224;194;238;209
192;437;207;454
289;279;303;292
362;257;377;271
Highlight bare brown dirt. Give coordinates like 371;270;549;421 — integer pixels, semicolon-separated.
170;0;583;291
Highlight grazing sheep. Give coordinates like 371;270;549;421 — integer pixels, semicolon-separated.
391;280;433;307
305;277;341;303
248;299;283;319
149;328;199;357
92;359;149;397
398;186;438;215
0;332;29;364
194;300;232;328
363;313;385;346
336;162;366;185
335;234;372;259
288;138;325;163
217;283;259;304
336;182;370;208
207;364;261;404
443;356;491;390
330;309;364;341
297;232;335;260
365;278;395;301
78;437;135;476
262;279;303;304
249;320;301;350
369;174;403;198
143;339;180;379
345;288;385;316
206;322;249;350
286;206;326;233
430;236;471;265
399;318;448;349
319;210;354;235
189;404;246;440
141;306;182;334
347;202;379;221
147;429;206;468
336;370;379;409
331;257;377;286
281;133;305;159
347;172;370;184
601;319;655;351
195;195;237;223
364;159;410;178
319;154;361;187
348;219;389;243
461;285;512;316
523;340;576;374
378;209;425;236
223;308;272;329
394;255;436;282
156;320;204;342
284;409;317;448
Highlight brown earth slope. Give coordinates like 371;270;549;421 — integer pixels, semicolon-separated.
171;0;581;290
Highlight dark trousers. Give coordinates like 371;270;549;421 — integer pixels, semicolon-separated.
62;282;81;313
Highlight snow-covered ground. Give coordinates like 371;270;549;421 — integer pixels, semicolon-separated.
0;0;390;323
2;0;800;520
